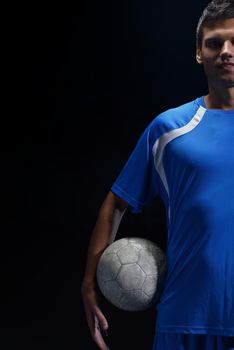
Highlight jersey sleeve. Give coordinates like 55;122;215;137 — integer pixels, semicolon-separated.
111;123;161;213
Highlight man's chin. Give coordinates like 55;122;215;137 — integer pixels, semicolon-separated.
224;80;234;88
219;77;234;88
211;74;234;88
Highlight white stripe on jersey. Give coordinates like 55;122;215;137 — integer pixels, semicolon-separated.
152;105;206;196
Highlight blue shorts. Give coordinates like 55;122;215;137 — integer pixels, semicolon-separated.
152;333;234;350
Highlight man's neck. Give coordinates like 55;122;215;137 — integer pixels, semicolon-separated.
205;85;234;110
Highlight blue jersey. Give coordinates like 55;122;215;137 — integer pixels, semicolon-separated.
111;96;234;336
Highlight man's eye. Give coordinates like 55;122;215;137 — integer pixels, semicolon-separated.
206;39;222;48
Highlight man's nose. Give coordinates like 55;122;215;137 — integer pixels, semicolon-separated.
220;40;234;60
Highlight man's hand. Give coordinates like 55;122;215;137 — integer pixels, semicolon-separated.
81;281;109;350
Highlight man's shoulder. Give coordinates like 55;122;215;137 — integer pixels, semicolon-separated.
156;97;201;122
149;97;202;133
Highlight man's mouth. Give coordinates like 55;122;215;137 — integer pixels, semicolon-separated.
219;63;234;71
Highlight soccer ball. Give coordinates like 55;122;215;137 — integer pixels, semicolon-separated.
96;237;167;312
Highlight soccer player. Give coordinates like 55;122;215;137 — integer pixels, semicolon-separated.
81;0;234;349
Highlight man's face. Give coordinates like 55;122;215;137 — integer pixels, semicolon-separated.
196;18;234;88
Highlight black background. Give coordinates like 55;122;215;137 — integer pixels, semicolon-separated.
1;2;209;349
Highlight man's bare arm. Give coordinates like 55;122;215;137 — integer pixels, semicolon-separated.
81;191;128;350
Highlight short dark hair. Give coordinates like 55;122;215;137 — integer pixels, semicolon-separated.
196;0;234;48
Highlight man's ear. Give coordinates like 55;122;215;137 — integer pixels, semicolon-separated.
196;48;203;65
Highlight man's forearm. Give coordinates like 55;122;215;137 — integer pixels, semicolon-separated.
82;191;127;284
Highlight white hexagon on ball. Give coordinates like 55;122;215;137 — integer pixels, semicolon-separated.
116;263;146;290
